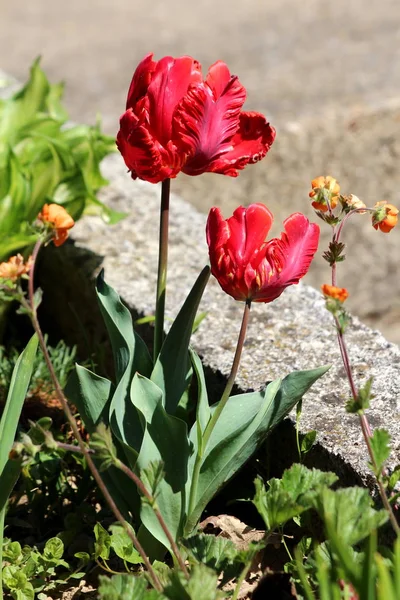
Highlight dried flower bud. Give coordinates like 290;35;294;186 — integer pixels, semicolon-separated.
343;194;367;213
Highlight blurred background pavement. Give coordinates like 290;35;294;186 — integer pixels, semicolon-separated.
1;0;400;341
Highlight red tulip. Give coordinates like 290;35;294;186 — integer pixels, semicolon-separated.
206;204;320;303
117;53;275;184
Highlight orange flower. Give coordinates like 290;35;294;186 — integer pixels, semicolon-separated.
309;176;340;212
0;254;32;281
38;203;75;246
372;201;399;233
321;284;349;303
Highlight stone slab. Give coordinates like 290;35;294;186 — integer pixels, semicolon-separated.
68;153;400;489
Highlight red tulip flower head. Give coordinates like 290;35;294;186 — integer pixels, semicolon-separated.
206;204;320;303
117;53;276;183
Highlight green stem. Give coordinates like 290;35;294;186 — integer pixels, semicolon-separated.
154;178;171;361
232;561;252;600
188;300;251;517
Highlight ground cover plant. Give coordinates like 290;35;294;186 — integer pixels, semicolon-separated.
0;54;399;599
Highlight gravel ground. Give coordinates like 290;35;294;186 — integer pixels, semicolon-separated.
1;0;399;341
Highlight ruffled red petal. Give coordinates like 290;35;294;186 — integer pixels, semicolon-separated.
225;204;273;265
116;109;183;183
174;73;246;176
126;53;157;109
252;214;320;302
206;204;273;301
146;56;202;147
204;60;232;100
207;112;276;177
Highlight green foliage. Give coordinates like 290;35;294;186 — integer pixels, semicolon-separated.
346;377;374;413
322;241;346;266
140;461;165;501
94;523;112;560
312;486;388;547
164;564;222;600
109;523;143;565
98;574;163;600
0;337;78;402
2;536;85;599
301;430;317;454
0;59;123;261
94;522;144;566
369;429;391;475
253;464;338;531
0;335;38;597
67;272;329;555
295;529;400;600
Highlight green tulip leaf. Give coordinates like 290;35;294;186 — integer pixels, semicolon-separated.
185;365;329;534
151;266;210;416
132;374;190;550
65;364;113;432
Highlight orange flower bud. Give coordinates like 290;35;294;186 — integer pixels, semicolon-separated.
0;254;32;281
38;203;75;246
344;194;367;213
321;284;349;303
309;176;340;212
372;201;399;233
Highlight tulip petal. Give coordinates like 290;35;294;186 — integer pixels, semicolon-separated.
204;60;232;99
174;74;246;176
206;207;230;251
146;56;202;147
272;213;320;285
126;53;157;109
253;213;319;302
208;112;276;177
226;204;273;265
116;109;182;183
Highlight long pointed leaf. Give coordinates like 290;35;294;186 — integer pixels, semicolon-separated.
151;266;210;415
185;366;329;534
131;375;190;549
65;365;139;518
96;271;152;381
0;334;38;474
96;272;152;460
65;364;113;431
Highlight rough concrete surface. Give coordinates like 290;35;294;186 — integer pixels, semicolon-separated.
68;154;400;488
1;0;400;341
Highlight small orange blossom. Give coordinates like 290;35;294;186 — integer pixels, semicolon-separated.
321;284;349;303
372;201;398;233
309;176;340;212
38;203;75;246
0;254;33;281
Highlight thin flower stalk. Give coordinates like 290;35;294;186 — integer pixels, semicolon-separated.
328;226;400;535
25;239;163;591
154;178;170;361
188;300;251;516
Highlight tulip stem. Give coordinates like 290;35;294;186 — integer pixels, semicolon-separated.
188;300;251;519
154;178;171;362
